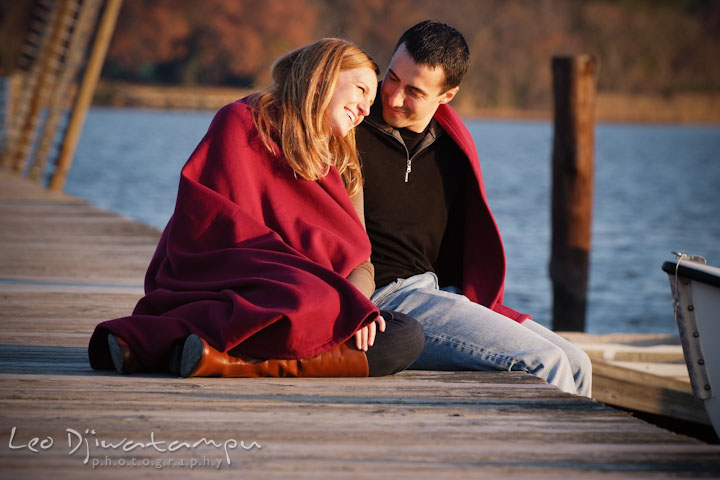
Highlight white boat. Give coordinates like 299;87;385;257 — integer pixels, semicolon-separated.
662;253;720;438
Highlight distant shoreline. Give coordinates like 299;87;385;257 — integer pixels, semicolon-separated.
93;81;720;125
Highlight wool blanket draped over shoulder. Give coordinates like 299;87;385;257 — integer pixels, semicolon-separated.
433;103;531;323
89;100;379;371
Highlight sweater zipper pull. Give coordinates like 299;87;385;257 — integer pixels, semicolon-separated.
405;159;412;183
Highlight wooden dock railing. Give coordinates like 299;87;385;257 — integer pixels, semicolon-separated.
0;0;122;191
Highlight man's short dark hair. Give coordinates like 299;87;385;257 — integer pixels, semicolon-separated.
394;20;469;91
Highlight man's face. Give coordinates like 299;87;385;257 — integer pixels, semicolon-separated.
381;43;459;133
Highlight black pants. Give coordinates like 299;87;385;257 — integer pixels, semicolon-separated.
365;310;425;377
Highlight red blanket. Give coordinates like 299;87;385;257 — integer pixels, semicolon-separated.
434;104;531;323
89;100;379;371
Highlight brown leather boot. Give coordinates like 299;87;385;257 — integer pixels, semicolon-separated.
107;333;141;374
180;334;369;378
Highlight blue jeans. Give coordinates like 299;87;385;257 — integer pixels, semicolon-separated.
370;272;592;397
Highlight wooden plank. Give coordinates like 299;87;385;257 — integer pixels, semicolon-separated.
608;360;691;383
2;369;720;478
559;331;682;346
591;360;710;425
559;332;709;424
558;332;684;363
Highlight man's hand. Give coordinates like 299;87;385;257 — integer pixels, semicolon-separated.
354;313;386;351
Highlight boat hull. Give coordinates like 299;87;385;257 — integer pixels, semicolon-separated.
663;258;720;437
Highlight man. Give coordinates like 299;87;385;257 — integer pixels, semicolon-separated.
356;20;591;396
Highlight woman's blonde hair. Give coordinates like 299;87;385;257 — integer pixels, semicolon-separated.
250;38;378;196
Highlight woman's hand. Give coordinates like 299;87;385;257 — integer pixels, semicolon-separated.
354;313;386;351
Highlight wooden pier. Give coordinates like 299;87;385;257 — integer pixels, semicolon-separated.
560;332;713;429
1;169;720;478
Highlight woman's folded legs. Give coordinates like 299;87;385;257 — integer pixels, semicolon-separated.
179;310;424;378
108;310;424;378
365;310;424;377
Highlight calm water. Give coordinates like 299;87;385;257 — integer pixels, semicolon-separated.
66;107;720;334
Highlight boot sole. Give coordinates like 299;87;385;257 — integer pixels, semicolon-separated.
180;334;204;378
107;333;125;374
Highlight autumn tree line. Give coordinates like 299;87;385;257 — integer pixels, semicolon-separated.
2;0;719;113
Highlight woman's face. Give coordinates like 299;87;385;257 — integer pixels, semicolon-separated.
327;67;377;137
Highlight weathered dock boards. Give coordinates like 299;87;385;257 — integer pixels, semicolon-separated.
561;332;712;427
1;169;720;478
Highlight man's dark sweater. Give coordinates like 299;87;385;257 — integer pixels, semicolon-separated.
356;101;466;288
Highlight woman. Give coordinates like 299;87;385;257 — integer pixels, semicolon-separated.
88;39;424;378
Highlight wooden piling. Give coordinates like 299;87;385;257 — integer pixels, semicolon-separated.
550;55;597;332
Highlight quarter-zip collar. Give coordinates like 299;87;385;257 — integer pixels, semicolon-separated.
363;85;444;182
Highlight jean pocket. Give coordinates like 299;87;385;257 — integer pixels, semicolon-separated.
370;277;405;306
